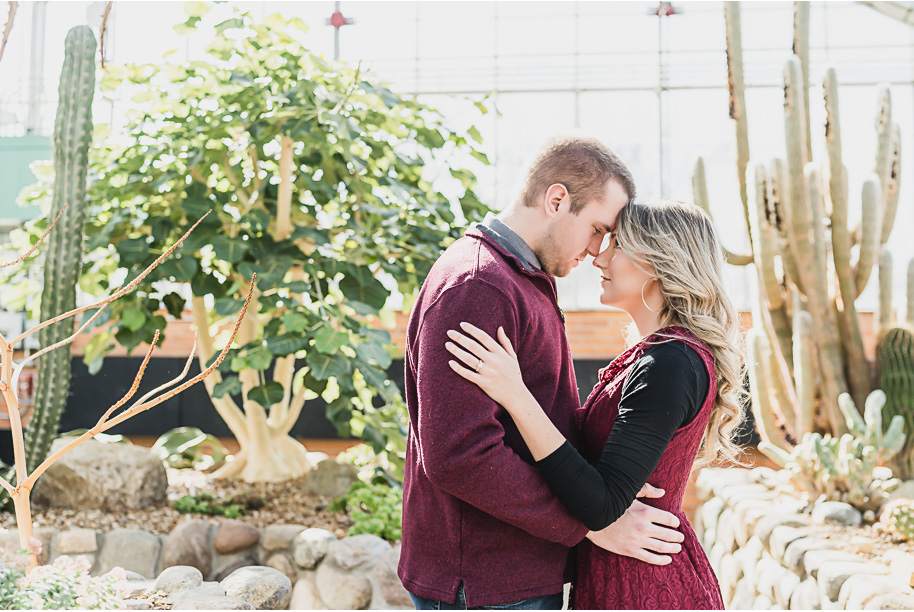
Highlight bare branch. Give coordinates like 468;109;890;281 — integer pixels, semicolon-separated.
0;205;67;270
101;275;254;431
93;329;159;428
13;210;212;347
12;300;111;389
25;329;159;487
26;278;251;489
0;475;13;495
99;1;113;68
0;2;17;66
130;333;196;409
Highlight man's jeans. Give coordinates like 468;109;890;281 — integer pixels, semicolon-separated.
409;583;563;610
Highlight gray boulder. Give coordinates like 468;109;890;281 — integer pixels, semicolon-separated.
221;566;292;610
33;439;167;510
302;458;359;499
292;528;338;569
162;520;212;578
812;501;863;527
329;534;390;571
154;566;203;595
96;529;162;578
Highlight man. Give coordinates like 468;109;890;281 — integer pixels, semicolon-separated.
398;136;685;610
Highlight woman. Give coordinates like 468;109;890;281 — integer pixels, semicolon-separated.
444;200;745;610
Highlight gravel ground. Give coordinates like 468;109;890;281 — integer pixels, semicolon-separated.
0;468;354;537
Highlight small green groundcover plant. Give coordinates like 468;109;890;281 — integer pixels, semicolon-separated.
330;481;402;542
173;492;265;519
0;553;124;609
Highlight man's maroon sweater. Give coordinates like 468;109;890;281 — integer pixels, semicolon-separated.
397;227;589;607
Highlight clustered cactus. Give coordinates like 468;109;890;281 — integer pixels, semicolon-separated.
699;4;912;476
24;25;96;473
760;390;904;512
879;498;914;542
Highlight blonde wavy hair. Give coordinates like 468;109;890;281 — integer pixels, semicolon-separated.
614;199;748;468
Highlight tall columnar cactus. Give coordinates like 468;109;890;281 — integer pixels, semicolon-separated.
23;26;96;473
878;325;914;478
702;3;905;456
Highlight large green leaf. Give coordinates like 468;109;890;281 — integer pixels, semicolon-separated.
212;235;250;263
121;307;147;332
158;257;198;282
246;346;273;370
314;326;350;354
214;297;243;316
212;376;243;398
339;274;388;310
162;292;186;319
356;340;393;369
307;352;349;380
248;381;284;408
266;333;309;356
116;238;150;265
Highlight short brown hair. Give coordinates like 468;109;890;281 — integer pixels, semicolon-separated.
518;136;636;215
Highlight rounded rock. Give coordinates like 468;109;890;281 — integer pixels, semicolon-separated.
302;458;359;499
266;552;298;582
811;501;862;527
376;544;411;606
293;528;338;569
315;562;372;610
261;525;306;551
154;565;203;594
172;596;254;610
162;520;212;578
329;534;390;571
213;556;259;582
214;520;260;555
221;566;293;610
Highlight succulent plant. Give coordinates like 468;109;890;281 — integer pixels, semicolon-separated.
879;498;914;541
759;391;904;512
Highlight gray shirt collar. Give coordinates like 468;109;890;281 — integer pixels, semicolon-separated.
473;213;542;272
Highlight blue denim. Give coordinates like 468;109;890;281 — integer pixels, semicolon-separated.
410;583;563;610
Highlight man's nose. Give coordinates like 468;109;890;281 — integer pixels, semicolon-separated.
586;234;603;257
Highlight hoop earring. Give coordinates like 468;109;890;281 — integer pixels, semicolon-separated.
641;278;657;312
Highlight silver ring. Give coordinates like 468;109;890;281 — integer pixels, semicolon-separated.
474;359;482;373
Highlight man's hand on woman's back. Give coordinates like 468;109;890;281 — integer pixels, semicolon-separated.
584;484;685;565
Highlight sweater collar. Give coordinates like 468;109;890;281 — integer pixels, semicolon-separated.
470;216;542;274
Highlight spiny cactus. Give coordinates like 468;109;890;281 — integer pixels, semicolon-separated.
759;391;904;512
23;26;97;473
704;3;904;451
878;325;914;478
880;498;914;542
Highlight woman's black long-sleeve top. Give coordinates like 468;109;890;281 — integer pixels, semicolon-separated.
535;340;710;531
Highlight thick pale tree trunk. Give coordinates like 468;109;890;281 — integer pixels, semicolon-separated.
192;297;312;483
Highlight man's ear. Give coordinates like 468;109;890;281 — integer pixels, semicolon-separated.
543;183;569;219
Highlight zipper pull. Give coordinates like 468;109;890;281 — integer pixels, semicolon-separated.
559;307;566;324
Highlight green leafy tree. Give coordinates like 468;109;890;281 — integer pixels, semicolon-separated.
7;6;490;483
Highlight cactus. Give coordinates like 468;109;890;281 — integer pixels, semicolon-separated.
880;499;914;541
22;26;97;473
703;3;905;454
759;391;904;512
877;325;914;478
908;258;914;327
